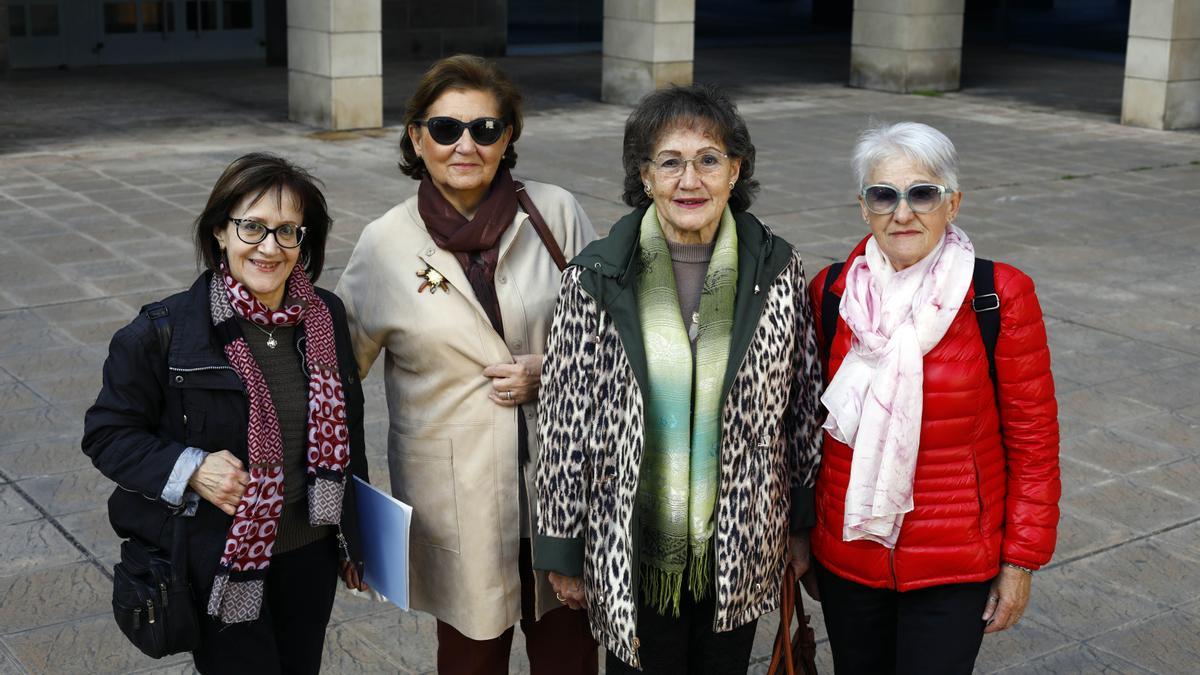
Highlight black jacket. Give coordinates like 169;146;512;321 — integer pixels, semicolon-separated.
82;272;369;599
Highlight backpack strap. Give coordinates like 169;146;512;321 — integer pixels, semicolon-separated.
820;261;845;357
514;182;568;272
820;258;1000;383
142;302;173;356
971;258;1000;382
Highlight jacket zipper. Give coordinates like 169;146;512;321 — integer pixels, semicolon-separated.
889;548;898;589
168;365;236;374
336;526;352;561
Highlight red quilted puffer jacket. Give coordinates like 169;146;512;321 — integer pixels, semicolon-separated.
809;235;1061;591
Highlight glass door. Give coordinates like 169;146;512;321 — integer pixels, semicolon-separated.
7;0;65;68
96;0;263;64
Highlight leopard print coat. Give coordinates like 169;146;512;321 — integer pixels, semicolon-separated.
535;211;824;668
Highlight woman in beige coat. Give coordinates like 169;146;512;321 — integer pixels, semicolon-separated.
335;55;598;674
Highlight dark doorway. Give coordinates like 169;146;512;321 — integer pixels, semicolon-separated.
961;0;1130;119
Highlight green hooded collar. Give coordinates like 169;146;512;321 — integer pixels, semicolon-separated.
570;207;794;408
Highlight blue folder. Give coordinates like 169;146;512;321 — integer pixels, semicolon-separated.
353;475;413;610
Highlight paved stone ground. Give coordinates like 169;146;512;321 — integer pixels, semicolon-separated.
1;45;1199;674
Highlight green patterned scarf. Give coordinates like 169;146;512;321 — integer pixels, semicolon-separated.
636;204;738;616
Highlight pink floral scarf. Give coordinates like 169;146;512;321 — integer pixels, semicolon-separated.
206;260;350;623
821;225;974;548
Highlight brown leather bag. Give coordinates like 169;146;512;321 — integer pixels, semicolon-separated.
767;566;820;675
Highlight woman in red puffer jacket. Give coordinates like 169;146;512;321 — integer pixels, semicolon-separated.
804;122;1060;675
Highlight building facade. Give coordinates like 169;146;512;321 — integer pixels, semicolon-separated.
6;1;267;68
3;0;1196;131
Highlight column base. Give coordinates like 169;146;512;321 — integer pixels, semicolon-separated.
1121;77;1200;130
289;71;383;131
601;56;693;106
850;45;961;94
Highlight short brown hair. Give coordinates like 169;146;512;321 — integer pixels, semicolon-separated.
398;55;524;180
193;153;332;282
622;84;759;211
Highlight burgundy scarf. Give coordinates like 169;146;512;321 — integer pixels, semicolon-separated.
206;261;350;623
417;168;518;336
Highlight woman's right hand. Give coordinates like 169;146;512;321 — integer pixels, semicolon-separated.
548;571;587;610
188;450;249;515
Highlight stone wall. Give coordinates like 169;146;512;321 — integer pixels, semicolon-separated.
382;0;507;61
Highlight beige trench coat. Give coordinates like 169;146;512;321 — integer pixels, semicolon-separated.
335;180;595;639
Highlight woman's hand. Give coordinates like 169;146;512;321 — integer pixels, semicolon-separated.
787;531;812;578
484;354;543;407
787;531;820;600
982;565;1032;633
548;571;587;610
340;560;369;591
187;450;249;515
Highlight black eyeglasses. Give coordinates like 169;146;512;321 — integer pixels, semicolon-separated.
413;117;507;146
229;218;306;249
861;183;948;215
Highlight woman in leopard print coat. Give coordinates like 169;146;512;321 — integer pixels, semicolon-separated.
534;84;825;673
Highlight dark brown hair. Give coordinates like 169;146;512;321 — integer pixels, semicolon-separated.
193;153;332;282
398;54;524;180
621;83;760;211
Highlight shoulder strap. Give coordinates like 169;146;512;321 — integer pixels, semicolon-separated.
514;183;568;272
820;261;845;357
971;258;1000;382
142;302;173;356
820;259;1000;381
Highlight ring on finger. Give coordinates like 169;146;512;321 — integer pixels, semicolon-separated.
504;391;513;400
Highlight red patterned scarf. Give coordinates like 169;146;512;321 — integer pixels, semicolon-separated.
206;261;349;623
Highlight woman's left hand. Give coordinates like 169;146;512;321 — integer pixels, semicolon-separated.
786;530;812;579
982;565;1032;633
787;531;821;600
548;571;587;610
340;560;369;591
484;354;543;406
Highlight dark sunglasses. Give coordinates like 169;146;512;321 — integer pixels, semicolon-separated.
861;183;948;215
414;117;507;146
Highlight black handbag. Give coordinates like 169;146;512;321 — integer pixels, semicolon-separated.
111;512;200;658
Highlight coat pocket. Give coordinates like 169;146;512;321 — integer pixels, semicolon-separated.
388;433;461;553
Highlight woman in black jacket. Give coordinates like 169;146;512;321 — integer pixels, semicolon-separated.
83;153;369;674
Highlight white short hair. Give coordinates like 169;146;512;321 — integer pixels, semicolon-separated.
852;121;959;192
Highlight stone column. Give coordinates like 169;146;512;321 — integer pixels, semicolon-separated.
1122;0;1200;130
850;0;965;94
601;0;694;106
288;0;382;130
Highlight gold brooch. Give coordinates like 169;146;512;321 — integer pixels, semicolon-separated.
417;266;449;294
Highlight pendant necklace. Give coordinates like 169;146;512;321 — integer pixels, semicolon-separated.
251;322;279;349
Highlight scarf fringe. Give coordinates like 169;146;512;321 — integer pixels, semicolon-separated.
640;541;714;618
641;563;684;617
687;540;712;601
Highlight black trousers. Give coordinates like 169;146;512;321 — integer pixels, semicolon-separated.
815;562;991;675
193;536;339;675
604;583;758;675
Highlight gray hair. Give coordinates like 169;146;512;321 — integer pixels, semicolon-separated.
852;121;959;192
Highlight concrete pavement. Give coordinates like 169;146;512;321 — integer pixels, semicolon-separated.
1;45;1199;674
